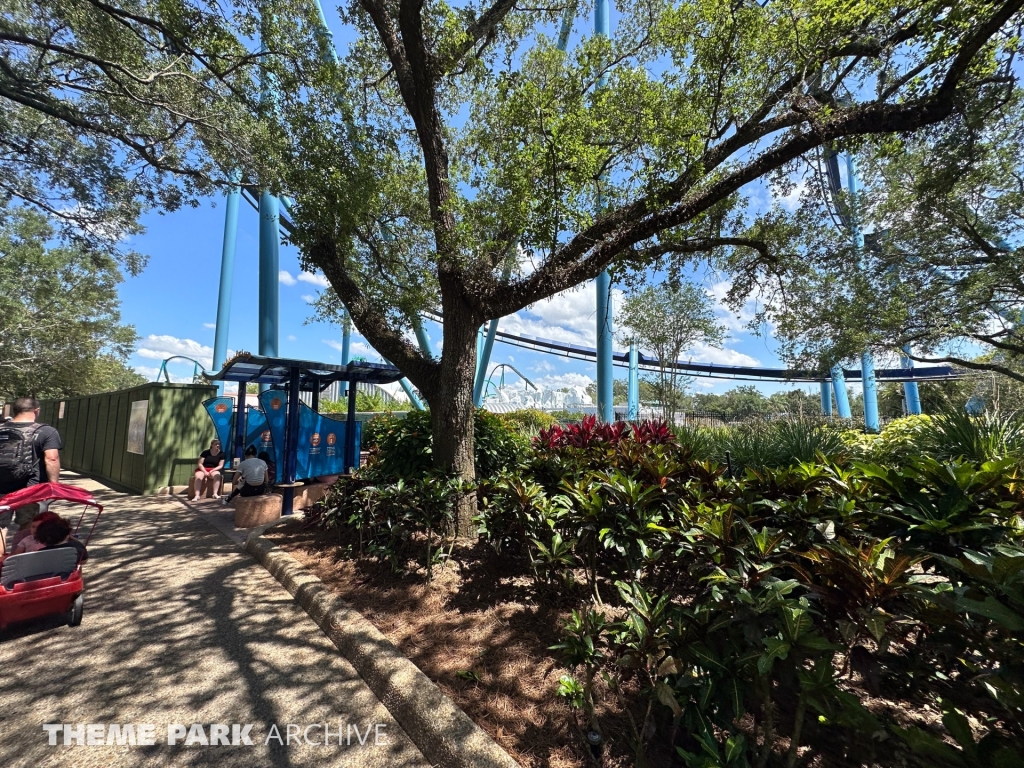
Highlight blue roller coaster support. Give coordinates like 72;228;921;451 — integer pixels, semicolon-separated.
844;152;879;428
901;345;922;415
594;0;613;423
831;364;853;419
820;381;833;417
399;378;424;410
258;192;280;370
413;319;433;358
474;320;499;407
862;351;880;432
627;342;639;420
212;178;240;392
340;311;352;397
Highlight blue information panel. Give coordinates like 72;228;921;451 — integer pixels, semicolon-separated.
258;390;288;484
202;397;235;463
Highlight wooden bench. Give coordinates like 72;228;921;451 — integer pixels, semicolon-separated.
233;493;282;528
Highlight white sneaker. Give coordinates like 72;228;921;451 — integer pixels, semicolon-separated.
212;494;221;499
192;495;201;501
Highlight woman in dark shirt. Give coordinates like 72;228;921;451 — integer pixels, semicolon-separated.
193;439;225;500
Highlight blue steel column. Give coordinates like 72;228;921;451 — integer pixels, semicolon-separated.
413;319;433;358
212;180;240;388
627;342;639;420
901;345;922;415
258;192;280;364
844;152;879;429
820;382;833;417
831;364;852;419
341;311;352;397
862;351;880;432
594;0;613;423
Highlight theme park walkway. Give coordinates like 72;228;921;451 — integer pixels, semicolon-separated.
0;473;430;768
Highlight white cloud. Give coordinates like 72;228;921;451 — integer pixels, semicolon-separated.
203;322;217;329
507;355;514;362
535;372;594;391
301;294;317;304
323;339;374;358
287;334;297;341
136;335;219;369
774;178;808;212
133;365;191;384
531;359;555;374
279;270;297;286
297;271;330;288
683;343;761;367
500;283;622;349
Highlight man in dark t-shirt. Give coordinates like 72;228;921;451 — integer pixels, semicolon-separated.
0;397;63;537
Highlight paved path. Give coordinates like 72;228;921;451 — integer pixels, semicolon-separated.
0;474;430;768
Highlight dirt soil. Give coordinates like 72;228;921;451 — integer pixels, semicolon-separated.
265;519;617;768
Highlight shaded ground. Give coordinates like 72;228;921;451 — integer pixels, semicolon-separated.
266;520;654;768
0;474;429;768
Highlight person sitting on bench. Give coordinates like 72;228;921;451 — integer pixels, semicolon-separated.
226;446;269;502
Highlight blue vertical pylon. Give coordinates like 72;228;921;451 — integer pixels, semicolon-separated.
258;191;280;363
212;177;240;391
627;342;639;420
901;345;922;415
844;153;879;430
594;0;614;423
820;381;833;417
862;351;880;431
831;365;852;419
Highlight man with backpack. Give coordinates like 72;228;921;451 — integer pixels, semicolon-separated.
0;397;62;548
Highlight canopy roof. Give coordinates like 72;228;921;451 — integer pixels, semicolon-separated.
205;353;405;391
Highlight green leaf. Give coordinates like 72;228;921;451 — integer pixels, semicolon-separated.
656;681;682;717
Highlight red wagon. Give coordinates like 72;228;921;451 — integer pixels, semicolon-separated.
0;483;101;631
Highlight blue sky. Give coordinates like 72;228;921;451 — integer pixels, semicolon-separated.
120;4;856;405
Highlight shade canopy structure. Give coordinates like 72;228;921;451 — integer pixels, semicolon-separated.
204;354;405;515
205;353;405;391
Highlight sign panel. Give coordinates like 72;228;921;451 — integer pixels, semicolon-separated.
258;390;289;484
126;400;149;455
202;397;235;459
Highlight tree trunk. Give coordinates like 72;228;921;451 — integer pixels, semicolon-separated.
428;299;479;537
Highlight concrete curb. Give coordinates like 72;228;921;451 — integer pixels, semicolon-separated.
245;531;521;768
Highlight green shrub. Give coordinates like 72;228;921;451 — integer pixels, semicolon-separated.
924;408;1024;464
715;418;849;470
500;408;559;438
363;408;527;480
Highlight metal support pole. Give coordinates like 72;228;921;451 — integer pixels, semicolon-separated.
413;319;433;358
212;180;240;391
258;191;280;370
594;0;613;423
341;311;352;397
233;391;247;464
596;271;614;422
901;345;922;415
862;351;880;432
282;367;300;515
820;381;833;417
831;364;852;419
399;378;425;410
344;379;358;472
627;342;639;421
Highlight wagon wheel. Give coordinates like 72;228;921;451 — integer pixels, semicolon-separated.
66;594;84;627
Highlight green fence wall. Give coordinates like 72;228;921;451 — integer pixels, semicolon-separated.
38;383;219;494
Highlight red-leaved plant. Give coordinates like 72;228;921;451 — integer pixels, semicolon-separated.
535;415;675;450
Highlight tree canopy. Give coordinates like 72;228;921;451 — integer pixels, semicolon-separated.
618;282;724;421
722;89;1024;382
0;0;268;266
0;204;143;399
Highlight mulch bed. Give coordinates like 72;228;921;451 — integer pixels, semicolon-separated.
264;519;653;768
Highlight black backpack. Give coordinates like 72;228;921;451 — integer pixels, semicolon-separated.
0;423;42;493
